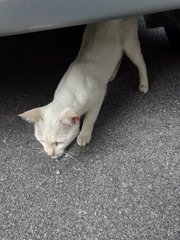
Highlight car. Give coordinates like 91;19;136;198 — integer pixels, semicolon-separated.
145;9;180;49
0;1;180;50
0;0;179;35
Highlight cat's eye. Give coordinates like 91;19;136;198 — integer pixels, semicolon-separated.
54;141;63;146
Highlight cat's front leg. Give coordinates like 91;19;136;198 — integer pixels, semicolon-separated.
77;109;98;146
77;130;92;146
77;99;104;146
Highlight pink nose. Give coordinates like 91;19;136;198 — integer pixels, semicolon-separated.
47;149;55;156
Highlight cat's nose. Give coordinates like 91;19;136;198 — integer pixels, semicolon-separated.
47;149;55;157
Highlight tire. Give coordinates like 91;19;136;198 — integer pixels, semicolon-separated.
164;10;180;50
164;26;180;51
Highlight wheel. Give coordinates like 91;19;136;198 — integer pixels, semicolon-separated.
164;10;180;50
164;26;180;50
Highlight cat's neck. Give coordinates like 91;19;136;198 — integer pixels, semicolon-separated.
50;76;83;116
51;94;81;115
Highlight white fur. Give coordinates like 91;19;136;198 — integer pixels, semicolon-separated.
19;17;149;158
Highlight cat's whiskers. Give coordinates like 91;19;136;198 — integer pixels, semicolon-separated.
63;150;78;161
62;152;67;158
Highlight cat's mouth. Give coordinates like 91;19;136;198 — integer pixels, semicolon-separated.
49;151;65;159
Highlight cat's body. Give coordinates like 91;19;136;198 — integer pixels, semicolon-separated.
19;17;149;158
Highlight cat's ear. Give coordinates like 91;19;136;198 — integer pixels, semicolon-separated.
61;110;80;126
18;108;42;123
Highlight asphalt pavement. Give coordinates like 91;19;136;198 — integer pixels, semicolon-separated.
0;19;180;240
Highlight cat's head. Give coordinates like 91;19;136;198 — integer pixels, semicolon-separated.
19;106;80;158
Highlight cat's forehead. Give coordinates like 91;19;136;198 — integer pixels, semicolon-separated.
43;111;58;125
36;119;68;141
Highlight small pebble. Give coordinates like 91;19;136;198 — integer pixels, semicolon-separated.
56;170;61;175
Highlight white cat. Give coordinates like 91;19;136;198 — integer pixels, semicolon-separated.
19;17;149;158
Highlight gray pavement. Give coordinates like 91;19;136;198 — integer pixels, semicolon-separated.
0;20;180;240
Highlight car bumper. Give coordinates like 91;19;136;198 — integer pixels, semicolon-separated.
0;0;180;36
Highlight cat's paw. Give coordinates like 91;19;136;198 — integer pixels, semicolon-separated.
77;133;91;146
139;84;149;93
